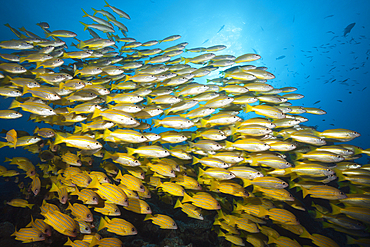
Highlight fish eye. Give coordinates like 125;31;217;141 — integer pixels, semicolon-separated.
140;185;144;189
125;198;128;202
340;192;344;195
115;209;118;212
130;118;134;121
337;155;341;158
326;169;331;171
87;214;91;218
132;228;135;232
72;228;77;233
93;197;97;201
171;170;174;173
289;194;293;197
147;207;150;210
95;142;99;145
39;234;43;238
85;227;88;230
141;136;145;138
217;203;220;206
173;223;176;226
282;182;287;186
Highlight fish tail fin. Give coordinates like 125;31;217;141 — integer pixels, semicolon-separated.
200;119;208;128
10;227;18;237
315;210;323;219
81;8;89;17
182;192;192;203
25;215;34;227
146;96;153;105
174;199;182;209
241;178;252;188
66;201;72;211
301;186;308;198
284;168;292;175
198;167;204;177
163;108;171;115
27;203;34;209
225;141;233;149
9;100;21;109
152;119;160;128
330;203;342;215
79;22;88;31
70;186;80;196
245;104;253;113
92;108;102;119
19;57;27;63
257;205;268;218
183;58;190;64
124;75;131;82
103;129;112;140
347;236;356;245
91;8;98;16
104;0;110;7
102;150;111;160
295;153;303;160
144;214;153;221
49;183;59;192
299;228;312;240
65;238;74;246
210;179;219;191
192;156;200;165
58;82;65;90
105;95;113;103
98;217;108;231
53;133;66;145
79;123;87;133
87;176;100;189
126;147;135;157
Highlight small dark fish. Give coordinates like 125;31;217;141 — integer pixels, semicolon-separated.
260;26;264;31
252;48;258;54
324;15;334;19
326;31;335;34
217;25;225;33
343;23;356;37
337;100;342;102
313;101;320;105
362;87;367;91
276;55;286;60
202;39;209;45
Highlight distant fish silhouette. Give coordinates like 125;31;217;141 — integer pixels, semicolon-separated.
276;55;286;60
324;15;334;19
202;39;209;44
343;23;356;37
217;25;225;33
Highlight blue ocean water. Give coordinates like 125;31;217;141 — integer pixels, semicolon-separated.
0;0;369;246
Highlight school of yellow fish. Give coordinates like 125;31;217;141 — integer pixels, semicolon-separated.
0;1;369;247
